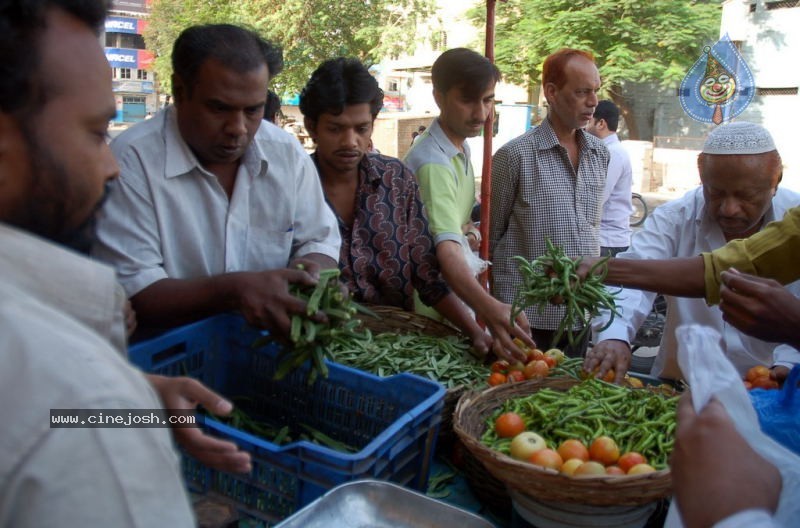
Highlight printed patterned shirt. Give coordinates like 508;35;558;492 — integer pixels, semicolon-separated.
312;152;450;310
489;117;609;330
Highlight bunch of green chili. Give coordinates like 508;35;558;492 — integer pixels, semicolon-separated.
510;239;620;349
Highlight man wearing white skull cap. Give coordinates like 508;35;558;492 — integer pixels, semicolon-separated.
584;121;800;385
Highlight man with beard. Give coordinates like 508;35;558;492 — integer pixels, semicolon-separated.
405;48;533;363
585;122;800;384
0;1;199;524
299;57;492;355
93;24;340;337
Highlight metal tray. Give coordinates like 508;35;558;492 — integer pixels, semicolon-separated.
274;479;496;528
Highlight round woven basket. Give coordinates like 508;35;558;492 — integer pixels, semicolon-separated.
453;377;673;507
355;305;471;450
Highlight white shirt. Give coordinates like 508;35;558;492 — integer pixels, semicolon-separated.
93;106;340;297
0;224;128;354
593;187;800;380
599;133;633;248
0;225;194;527
713;510;781;528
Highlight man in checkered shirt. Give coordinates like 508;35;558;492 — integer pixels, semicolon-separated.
489;49;610;357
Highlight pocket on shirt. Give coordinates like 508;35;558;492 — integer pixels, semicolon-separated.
246;226;294;269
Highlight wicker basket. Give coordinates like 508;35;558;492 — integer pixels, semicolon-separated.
453;377;673;507
355;305;472;451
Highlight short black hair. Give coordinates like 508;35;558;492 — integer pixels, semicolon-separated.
0;0;108;117
431;48;501;100
593;100;620;131
172;24;283;98
264;90;281;123
299;57;383;123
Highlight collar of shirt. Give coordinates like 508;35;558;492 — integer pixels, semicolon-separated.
602;132;620;147
163;106;267;181
428;118;472;162
536;117;604;156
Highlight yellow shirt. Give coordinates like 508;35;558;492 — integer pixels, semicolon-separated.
703;206;800;304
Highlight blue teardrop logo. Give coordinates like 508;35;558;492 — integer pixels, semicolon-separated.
679;34;755;124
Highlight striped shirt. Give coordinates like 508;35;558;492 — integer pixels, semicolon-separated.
489;117;609;330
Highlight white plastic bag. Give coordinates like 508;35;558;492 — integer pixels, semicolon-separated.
664;325;800;528
460;235;490;277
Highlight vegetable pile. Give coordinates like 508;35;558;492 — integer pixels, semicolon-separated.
481;378;678;470
210;407;358;452
511;239;620;349
329;331;489;390
253;268;372;385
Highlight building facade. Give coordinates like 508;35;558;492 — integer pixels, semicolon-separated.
105;0;157;123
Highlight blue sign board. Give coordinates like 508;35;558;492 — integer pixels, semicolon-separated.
105;16;139;34
105;48;138;68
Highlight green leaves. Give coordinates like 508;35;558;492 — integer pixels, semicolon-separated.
146;0;436;96
468;0;721;95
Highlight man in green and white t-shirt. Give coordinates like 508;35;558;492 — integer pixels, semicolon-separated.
405;48;533;363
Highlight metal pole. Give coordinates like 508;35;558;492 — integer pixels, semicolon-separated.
479;0;497;289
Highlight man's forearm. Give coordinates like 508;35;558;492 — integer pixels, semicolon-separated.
130;275;241;328
604;256;706;298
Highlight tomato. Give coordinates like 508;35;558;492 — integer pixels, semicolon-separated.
509;431;547;460
495;412;525;438
751;376;779;390
525;349;545;363
490;360;510;374
617;452;647;473
508;361;526;372
528;448;563;471
589;436;620;466
605;465;626;476
542;355;557;368
507;370;526;383
523;359;550;380
560;458;585;476
573;461;606;477
544;348;566;366
627;463;656;475
745;365;770;383
557;439;589;462
487;372;507;386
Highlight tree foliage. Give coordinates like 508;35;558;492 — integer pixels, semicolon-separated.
468;0;722;137
145;0;435;96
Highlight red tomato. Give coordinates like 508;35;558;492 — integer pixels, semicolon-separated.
557;439;589;462
507;370;526;383
528;448;563;471
617;452;647;473
589;436;620;466
523;360;550;380
495;412;525;438
487;372;507;386
490;360;510;374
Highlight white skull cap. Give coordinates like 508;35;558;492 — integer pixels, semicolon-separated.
702;121;776;155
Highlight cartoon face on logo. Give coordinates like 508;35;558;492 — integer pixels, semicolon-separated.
700;72;736;105
680;35;753;124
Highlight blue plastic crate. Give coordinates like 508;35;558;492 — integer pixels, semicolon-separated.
128;314;445;525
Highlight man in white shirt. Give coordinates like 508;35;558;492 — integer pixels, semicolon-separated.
0;2;197;524
585;100;633;256
587;122;800;383
93;24;341;337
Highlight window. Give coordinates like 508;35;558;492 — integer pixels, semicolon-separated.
136;69;149;80
118;68;131;79
756;87;799;96
765;0;799;9
431;30;447;51
388;79;399;93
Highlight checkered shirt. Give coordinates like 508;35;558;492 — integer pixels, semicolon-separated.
489;117;609;330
